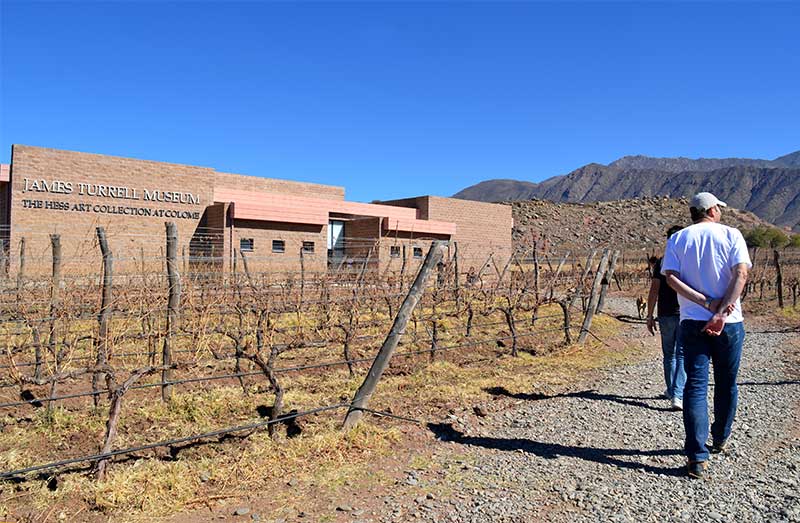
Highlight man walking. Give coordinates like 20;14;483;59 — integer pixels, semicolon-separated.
661;193;750;479
646;225;685;410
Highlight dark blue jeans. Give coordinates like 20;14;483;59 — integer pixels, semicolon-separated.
680;320;745;462
658;315;686;400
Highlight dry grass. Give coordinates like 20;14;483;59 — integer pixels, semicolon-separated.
0;306;642;521
4;422;403;521
777;304;800;323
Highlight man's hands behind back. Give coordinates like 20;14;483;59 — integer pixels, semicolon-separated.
702;300;735;336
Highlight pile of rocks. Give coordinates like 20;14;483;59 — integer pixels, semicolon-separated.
510;197;768;251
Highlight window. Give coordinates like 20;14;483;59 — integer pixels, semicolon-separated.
328;220;345;258
302;241;315;254
413;246;423;259
272;239;285;253
390;245;401;258
239;238;254;252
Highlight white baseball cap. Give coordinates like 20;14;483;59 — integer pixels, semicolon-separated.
690;192;727;211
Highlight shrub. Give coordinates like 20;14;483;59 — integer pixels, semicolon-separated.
744;226;789;249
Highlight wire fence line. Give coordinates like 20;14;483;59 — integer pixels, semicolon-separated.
7;223;788;482
0;325;570;410
0;314;567;374
0;403;350;480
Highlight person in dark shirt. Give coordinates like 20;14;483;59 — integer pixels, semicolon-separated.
646;225;685;410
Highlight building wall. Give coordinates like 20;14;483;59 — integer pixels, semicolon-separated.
425;196;513;268
189;203;228;272
375;234;451;277
9;145;215;274
344;217;380;256
381;196;513;271
0;181;9;230
6;146;512;279
335;219;451;277
7;146;346;275
374;196;427;219
215;172;344;201
231;219;327;275
0;179;9;274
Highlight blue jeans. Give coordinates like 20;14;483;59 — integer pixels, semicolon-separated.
658;315;685;400
680;320;745;462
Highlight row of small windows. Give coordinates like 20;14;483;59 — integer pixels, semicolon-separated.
239;239;315;254
241;239;422;258
390;246;424;258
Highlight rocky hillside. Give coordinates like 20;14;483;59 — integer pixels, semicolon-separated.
774;150;800;166
606;155;781;172
510;196;771;251
455;151;800;231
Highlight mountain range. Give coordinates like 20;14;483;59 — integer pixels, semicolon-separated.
453;151;800;231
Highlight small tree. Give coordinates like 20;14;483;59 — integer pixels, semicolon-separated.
769;229;790;249
744;226;790;249
744;226;769;248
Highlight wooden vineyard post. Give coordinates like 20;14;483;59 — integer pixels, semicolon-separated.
0;238;6;280
559;299;572;344
16;237;26;304
570;249;597;312
342;240;445;431
399;244;407;288
93;227;113;408
532;241;540;303
162;222;181;402
578;249;610;344
44;235;61;401
300;245;305;304
453;241;460;309
547;251;569;301
595;250;620;314
773;249;784;308
239;248;254;288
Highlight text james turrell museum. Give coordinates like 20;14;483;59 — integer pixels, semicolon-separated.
0;145;513;273
21;178;203;219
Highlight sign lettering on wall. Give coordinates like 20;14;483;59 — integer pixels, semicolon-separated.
19;178;204;220
22;178;202;205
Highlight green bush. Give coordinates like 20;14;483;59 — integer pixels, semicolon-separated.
743;226;790;249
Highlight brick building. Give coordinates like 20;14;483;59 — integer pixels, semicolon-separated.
0;145;512;275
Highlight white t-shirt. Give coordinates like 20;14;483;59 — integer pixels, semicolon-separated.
661;222;752;323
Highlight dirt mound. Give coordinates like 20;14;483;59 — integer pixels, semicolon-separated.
510;196;769;251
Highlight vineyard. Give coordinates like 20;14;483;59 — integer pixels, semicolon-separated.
0;222;798;518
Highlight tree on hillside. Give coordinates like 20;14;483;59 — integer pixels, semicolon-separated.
744;226;789;249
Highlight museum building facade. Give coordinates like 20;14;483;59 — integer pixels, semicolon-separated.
0;145;513;275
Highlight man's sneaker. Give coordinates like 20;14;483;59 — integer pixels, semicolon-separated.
671;397;683;410
687;460;708;479
710;439;728;454
662;388;671;399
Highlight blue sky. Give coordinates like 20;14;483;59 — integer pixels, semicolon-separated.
1;2;798;202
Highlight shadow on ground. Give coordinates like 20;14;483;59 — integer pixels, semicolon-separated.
428;423;685;477
738;380;800;387
484;386;675;412
614;314;648;324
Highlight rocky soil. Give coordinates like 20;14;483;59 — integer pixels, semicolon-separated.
374;298;800;523
511;197;770;251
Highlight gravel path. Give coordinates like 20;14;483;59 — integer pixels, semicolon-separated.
381;302;800;523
